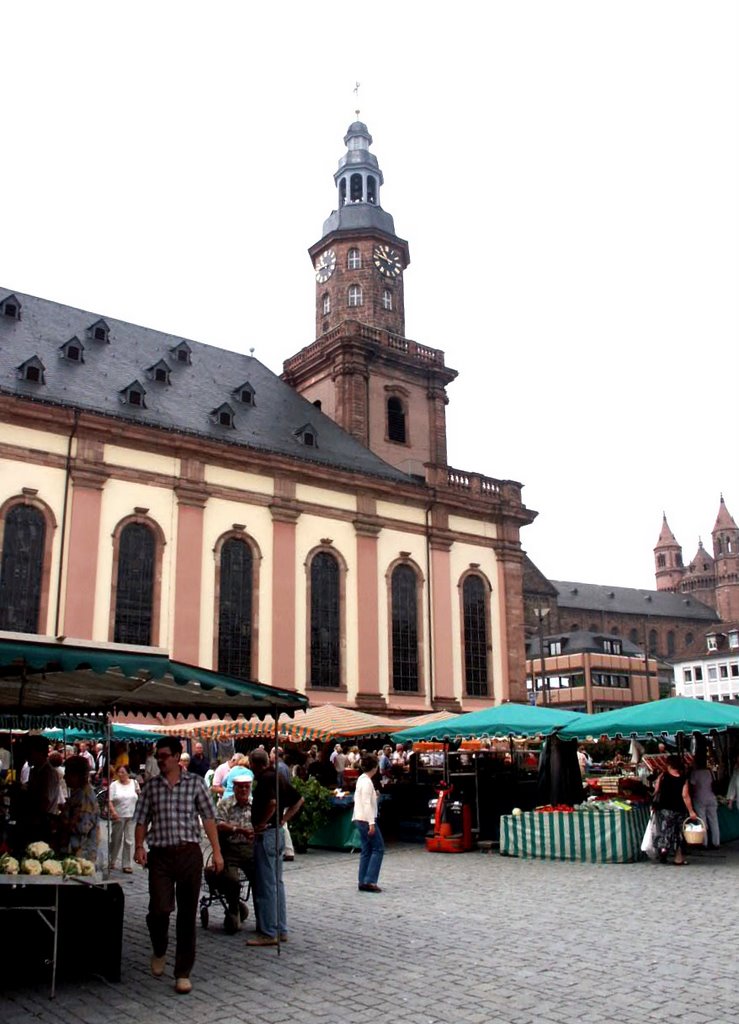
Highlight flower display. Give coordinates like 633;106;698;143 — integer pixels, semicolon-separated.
21;858;43;875
0;854;20;875
26;841;54;861
41;859;64;876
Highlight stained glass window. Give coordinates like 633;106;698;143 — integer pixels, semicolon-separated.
218;538;253;681
463;575;488;696
0;505;45;633
392;564;418;692
114;523;155;645
310;551;340;687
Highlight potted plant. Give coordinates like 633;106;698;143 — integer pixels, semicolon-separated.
289;776;332;852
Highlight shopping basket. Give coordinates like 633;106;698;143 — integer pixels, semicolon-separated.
682;817;706;845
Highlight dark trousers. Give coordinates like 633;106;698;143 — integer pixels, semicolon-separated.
146;842;202;979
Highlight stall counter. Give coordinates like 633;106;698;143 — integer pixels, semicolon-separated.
500;804;651;863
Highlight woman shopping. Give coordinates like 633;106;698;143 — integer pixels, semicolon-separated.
352;754;384;893
652;755;699;866
109;765;140;872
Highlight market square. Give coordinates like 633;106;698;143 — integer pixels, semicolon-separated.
2;841;738;1024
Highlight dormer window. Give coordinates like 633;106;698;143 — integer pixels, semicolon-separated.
170;341;192;365
603;638;622;654
347;248;361;270
728;630;739;650
295;423;318;448
147;359;171;385
120;380;146;407
1;294;21;320
60;337;85;363
707;634;718;652
233;381;255;406
17;356;45;384
211;403;235;428
88;318;110;343
547;640;562;656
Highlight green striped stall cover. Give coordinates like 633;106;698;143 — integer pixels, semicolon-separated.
500;805;651;863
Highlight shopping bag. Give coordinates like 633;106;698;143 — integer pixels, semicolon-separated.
640;812;658;861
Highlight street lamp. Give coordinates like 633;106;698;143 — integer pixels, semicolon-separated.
532;605;550;706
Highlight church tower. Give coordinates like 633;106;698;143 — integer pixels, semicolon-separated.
654;514;684;591
283;118;458;479
712;496;739;620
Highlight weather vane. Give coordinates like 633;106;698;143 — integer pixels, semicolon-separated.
353;80;360;118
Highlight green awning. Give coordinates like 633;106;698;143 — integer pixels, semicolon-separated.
0;633;308;721
556;696;739;740
391;703;584;742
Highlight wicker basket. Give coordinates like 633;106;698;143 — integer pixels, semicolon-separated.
682;817;706;845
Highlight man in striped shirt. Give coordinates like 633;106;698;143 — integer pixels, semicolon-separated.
134;737;223;995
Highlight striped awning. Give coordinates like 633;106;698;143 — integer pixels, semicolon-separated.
500;805;651;863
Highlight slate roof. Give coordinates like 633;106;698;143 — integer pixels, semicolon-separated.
0;288;410;483
551;581;718;621
526;630;645;659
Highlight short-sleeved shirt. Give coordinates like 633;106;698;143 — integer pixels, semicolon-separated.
251;769;301;829
134;770;216;847
216;795;254;853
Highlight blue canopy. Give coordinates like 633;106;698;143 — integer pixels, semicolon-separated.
391;703;584;742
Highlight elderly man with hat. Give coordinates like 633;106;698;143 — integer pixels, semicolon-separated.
214;774;255;933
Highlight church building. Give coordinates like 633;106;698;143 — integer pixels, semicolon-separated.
0;120;535;715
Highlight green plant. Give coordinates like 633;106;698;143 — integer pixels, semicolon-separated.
289;776;332;851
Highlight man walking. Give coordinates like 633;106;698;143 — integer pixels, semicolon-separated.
247;748;303;947
134;737;223;995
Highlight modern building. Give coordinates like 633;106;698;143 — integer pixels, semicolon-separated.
654;499;739;621
673;622;739;702
526;630;659;714
0;119;535;716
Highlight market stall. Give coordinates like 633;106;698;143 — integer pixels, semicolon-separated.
500;804;651;862
0;631;308;995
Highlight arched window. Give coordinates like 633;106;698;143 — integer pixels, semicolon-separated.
348;284;362;307
463;575;488;696
347;248;361;270
391;564;419;692
310;551;340;688
629;628;639;645
367;175;377;203
657;554;666;568
0;504;46;633
648;628;658;655
350;173;362;201
322;292;330;315
382;289;393;311
339;178;347;205
218;538;254;680
667;630;676;657
387;396;406;443
685;631;694;646
113;522;156;645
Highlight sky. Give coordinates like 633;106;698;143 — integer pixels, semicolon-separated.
2;2;737;590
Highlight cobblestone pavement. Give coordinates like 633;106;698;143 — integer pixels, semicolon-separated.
2;841;738;1024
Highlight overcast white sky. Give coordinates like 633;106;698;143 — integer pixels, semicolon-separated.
2;2;736;590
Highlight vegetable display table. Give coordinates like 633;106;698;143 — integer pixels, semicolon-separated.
499;804;651;863
0;875;123;997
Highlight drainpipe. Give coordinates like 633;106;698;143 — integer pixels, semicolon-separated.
54;409;80;637
425;502;434;705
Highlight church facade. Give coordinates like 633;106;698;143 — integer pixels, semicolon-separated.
654;499;739;622
0;120;535;716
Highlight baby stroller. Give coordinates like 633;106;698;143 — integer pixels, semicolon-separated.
200;851;252;934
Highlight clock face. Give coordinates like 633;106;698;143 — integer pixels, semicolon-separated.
315;249;337;283
373;244;402;278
